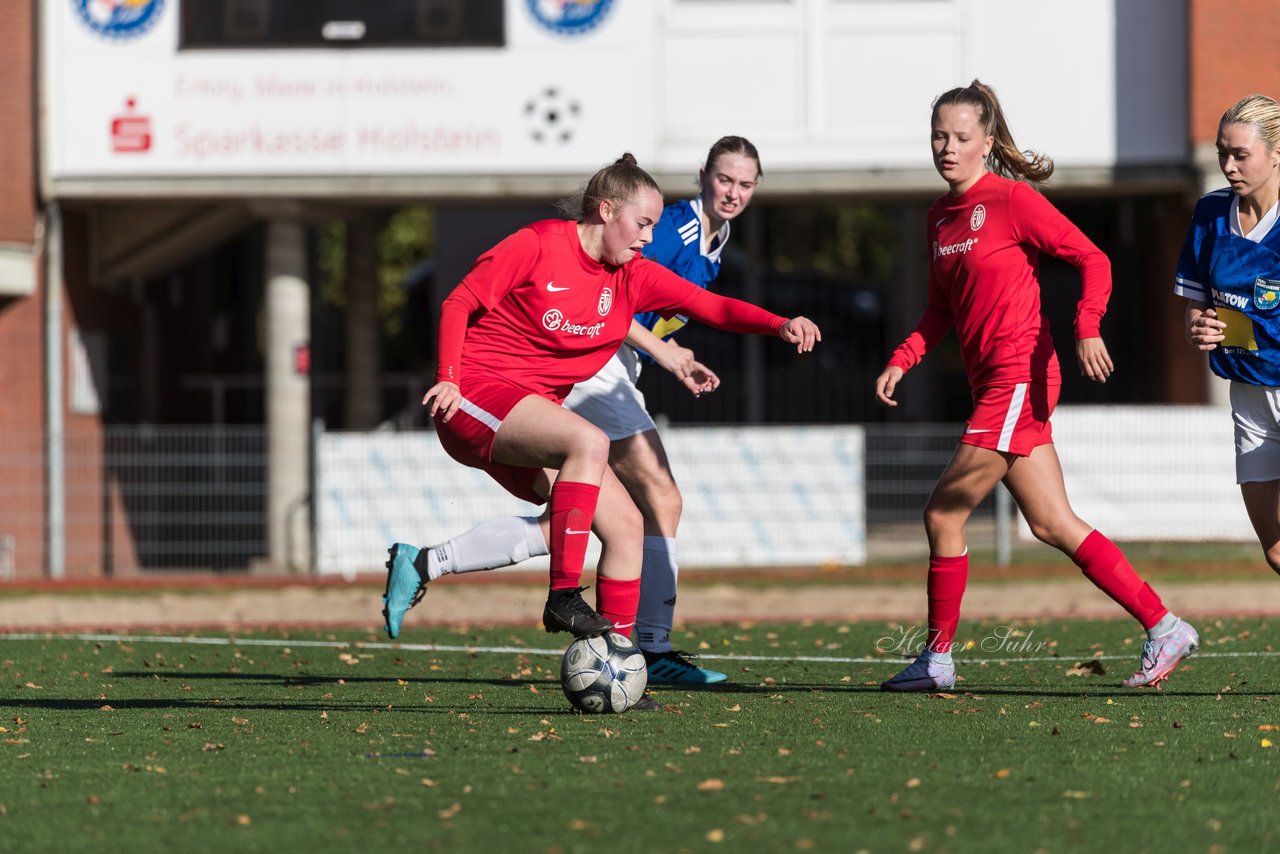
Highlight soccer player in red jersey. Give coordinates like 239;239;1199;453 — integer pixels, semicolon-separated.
874;80;1198;691
381;155;819;701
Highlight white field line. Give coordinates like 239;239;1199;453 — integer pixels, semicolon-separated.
0;632;1276;666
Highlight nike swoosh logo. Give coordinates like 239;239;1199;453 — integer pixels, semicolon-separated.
565;528;590;535
546;281;569;292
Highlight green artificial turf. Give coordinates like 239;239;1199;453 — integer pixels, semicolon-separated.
2;619;1277;853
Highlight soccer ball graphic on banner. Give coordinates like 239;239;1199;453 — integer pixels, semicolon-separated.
560;633;649;713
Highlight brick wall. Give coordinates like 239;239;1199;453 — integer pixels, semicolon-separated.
0;0;35;244
0;0;43;578
1189;0;1280;144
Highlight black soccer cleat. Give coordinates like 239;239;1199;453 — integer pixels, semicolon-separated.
541;586;613;638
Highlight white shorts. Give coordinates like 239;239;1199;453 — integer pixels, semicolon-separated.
564;346;656;441
1231;382;1280;483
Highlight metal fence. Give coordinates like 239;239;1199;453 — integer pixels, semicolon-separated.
13;412;1237;576
1;422;992;576
0;426;269;576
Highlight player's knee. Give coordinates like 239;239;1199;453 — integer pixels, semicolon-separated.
922;504;962;537
1025;518;1064;549
1263;543;1280;575
567;425;612;467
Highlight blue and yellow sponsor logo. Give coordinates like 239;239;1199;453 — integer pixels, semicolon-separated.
1253;277;1280;311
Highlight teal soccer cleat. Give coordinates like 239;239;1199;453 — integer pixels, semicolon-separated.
643;649;728;685
382;543;426;639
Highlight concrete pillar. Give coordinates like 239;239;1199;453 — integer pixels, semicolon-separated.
344;216;383;429
264;219;311;573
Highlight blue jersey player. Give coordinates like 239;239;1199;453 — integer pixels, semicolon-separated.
1177;94;1280;577
396;138;765;685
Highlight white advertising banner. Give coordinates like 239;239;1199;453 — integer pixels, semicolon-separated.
43;0;1189;187
44;0;656;179
1025;406;1256;542
315;425;867;576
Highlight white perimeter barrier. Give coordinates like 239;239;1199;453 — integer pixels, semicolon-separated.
316;426;867;577
1028;406;1254;541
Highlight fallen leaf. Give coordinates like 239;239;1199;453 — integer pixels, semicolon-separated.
438;803;461;819
1065;661;1106;677
1262;739;1274;748
1062;790;1090;799
698;779;726;791
706;829;725;843
905;777;921;789
994;768;1011;779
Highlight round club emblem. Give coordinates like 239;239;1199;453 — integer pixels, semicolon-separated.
970;205;986;231
74;0;165;40
598;287;613;316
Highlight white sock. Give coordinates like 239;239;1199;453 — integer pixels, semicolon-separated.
428;516;548;580
635;537;678;653
922;649;953;665
1148;611;1179;640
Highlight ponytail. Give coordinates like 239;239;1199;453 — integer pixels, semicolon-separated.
932;79;1054;184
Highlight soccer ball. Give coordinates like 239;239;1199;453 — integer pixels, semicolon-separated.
560;632;649;713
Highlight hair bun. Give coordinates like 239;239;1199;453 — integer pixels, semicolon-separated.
616;152;638;167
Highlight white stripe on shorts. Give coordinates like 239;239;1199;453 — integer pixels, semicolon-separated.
998;383;1028;452
459;397;502;431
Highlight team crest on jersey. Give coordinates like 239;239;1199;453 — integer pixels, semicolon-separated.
1254;277;1280;310
597;287;613;316
970;205;986;231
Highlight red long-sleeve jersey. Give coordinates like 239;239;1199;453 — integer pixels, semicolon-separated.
437;219;785;402
888;172;1111;389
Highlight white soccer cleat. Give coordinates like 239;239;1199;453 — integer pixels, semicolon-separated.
880;653;957;692
1122;619;1199;688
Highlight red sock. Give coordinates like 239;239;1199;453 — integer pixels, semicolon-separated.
548;481;600;591
596;576;641;637
926;553;969;654
1072;530;1167;630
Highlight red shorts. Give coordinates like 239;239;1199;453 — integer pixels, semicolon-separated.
961;382;1059;456
434;377;547;505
